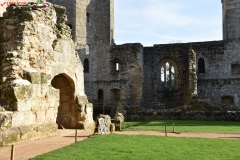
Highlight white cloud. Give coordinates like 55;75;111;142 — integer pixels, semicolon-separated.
114;0;222;46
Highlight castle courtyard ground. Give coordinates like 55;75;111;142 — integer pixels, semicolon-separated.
0;130;240;160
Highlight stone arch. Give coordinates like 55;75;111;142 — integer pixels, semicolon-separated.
197;55;208;74
51;73;76;129
158;58;178;88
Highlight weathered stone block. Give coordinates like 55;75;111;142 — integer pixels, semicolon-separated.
14;99;32;112
12;111;35;127
0;112;12;128
35;111;46;123
2;127;21;145
26;72;41;84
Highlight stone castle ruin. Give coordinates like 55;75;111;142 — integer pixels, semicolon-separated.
1;0;240;145
46;0;240;120
0;1;94;145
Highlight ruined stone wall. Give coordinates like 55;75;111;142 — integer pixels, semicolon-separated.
0;3;94;145
47;0;76;40
0;0;51;17
193;40;240;107
81;43;143;117
222;0;240;40
143;44;197;108
109;43;143;101
76;0;116;102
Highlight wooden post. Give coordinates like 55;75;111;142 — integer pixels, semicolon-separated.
172;123;175;133
11;145;15;160
75;129;77;143
165;125;167;137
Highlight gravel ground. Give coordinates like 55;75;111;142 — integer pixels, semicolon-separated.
0;129;239;160
0;129;92;160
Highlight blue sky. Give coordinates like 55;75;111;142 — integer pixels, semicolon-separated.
114;0;222;46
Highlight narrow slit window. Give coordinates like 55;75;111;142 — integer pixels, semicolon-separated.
84;58;89;73
86;12;90;23
116;63;119;71
198;58;205;73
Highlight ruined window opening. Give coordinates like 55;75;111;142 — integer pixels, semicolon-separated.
116;63;119;71
98;89;104;107
221;96;234;105
198;58;205;73
161;61;175;87
231;64;240;75
110;89;121;101
110;60;120;73
86;12;90;23
98;89;104;101
84;58;89;73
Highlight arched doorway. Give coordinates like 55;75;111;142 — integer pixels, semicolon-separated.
93;89;104;118
51;74;75;129
98;89;104;107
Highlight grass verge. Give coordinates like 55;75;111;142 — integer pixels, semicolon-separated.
121;120;240;134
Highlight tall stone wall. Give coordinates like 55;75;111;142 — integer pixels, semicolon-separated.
222;0;240;40
0;3;94;145
143;44;197;108
193;40;240;107
47;0;116;119
47;0;76;40
109;43;143;101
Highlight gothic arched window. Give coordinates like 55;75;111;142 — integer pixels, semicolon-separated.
160;61;176;87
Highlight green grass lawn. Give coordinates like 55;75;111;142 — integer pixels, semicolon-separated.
32;120;240;160
33;134;240;160
122;120;240;134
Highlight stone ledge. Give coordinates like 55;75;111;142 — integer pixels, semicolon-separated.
0;122;58;146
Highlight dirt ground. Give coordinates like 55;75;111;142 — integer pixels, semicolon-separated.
0;129;240;160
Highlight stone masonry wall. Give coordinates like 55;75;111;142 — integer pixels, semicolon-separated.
194;40;240;107
0;3;94;145
109;43;143;102
222;0;240;40
143;44;197;108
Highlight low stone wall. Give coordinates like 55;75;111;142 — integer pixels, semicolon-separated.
0;122;58;146
125;99;240;121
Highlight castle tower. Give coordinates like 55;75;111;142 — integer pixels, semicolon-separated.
47;0;114;46
222;0;240;39
47;0;115;103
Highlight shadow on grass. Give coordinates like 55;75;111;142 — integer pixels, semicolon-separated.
63;136;91;138
122;120;240;129
218;137;240;139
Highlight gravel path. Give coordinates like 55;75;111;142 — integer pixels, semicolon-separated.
0;129;239;160
114;131;240;140
0;129;92;160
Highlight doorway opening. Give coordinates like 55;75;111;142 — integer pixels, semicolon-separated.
51;74;75;129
